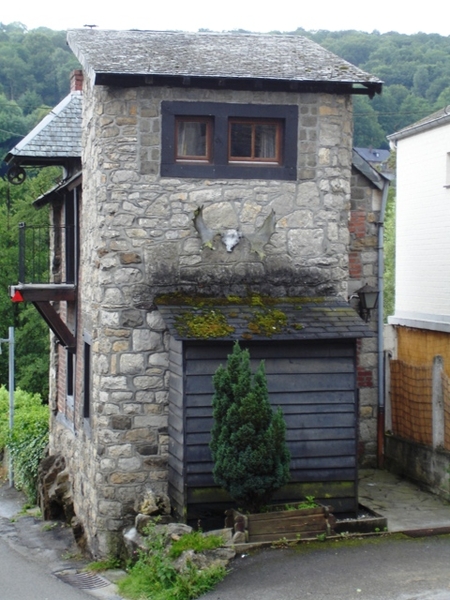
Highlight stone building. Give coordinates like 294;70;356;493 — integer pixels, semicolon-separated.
6;30;385;556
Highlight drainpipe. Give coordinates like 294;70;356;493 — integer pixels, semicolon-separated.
376;176;391;468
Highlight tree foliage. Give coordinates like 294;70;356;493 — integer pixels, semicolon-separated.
210;342;291;513
0;22;79;158
0;386;48;502
1;22;449;399
0;168;62;398
285;28;450;147
2;23;450;152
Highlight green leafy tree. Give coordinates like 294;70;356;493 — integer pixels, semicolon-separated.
0;386;48;502
413;65;431;98
353;96;386;148
210;342;290;513
434;86;450;109
0;168;60;398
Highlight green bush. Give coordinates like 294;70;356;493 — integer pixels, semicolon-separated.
0;386;49;502
210;342;291;514
118;524;226;600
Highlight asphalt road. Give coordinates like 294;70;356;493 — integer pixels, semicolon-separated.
0;536;92;600
2;478;450;600
200;534;450;600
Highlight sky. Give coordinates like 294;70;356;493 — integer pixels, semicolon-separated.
2;0;450;36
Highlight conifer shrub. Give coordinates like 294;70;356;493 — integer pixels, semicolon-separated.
210;342;290;513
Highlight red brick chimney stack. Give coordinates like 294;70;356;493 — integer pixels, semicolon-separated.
70;70;83;92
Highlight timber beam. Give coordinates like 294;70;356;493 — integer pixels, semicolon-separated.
10;284;77;352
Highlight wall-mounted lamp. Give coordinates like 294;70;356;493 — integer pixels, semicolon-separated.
356;284;379;322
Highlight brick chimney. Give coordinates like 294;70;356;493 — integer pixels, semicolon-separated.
70;70;83;92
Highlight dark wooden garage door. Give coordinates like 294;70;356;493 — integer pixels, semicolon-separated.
170;339;358;525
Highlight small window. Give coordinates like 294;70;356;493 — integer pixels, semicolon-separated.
83;333;92;423
66;351;75;410
176;117;212;162
161;101;298;180
229;119;282;164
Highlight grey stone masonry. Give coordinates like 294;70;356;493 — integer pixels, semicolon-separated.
349;165;384;467
55;79;358;555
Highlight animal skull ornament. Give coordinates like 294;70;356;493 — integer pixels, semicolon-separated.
192;206;276;258
221;229;242;252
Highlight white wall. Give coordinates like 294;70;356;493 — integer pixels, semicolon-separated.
393;122;450;329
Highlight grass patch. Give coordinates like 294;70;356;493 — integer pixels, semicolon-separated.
119;560;226;600
86;557;121;572
118;525;226;600
169;531;224;559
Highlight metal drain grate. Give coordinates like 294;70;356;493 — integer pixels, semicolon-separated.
54;569;111;590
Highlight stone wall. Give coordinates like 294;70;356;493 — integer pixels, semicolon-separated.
51;79;370;555
350;167;382;467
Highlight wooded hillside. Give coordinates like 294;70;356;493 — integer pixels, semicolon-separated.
1;22;444;393
2;23;450;156
298;28;450;147
0;22;79;161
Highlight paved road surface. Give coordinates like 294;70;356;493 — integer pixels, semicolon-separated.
200;535;450;600
0;536;92;600
2;479;450;600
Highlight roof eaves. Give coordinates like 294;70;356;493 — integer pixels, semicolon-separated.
388;106;450;142
91;71;381;96
33;171;82;209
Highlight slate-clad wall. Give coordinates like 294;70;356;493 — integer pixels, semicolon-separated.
168;337;185;517
48;79;377;555
181;340;358;524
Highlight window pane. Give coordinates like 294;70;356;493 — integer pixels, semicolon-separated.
177;121;208;157
255;124;277;158
230;123;252;157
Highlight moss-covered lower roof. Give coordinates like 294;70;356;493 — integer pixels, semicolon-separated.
156;296;374;341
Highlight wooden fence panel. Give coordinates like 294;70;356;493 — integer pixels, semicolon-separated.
390;360;432;446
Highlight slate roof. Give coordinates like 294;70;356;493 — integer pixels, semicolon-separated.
156;297;374;341
352;149;392;191
67;30;382;94
5;91;82;165
354;147;390;164
33;171;82;208
388;106;450;142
